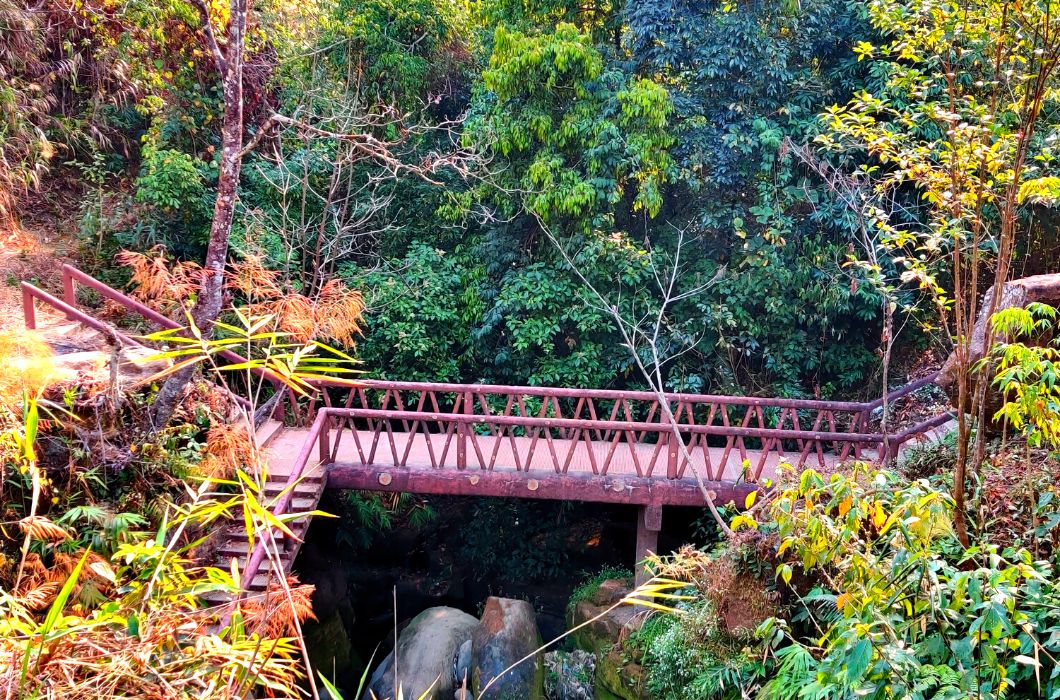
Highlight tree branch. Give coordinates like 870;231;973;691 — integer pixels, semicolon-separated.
189;0;228;76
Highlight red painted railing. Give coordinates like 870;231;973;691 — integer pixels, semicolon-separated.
314;384;872;480
23;265;954;592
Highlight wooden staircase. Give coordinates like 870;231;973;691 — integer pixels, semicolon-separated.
202;419;328;602
18;288;327;606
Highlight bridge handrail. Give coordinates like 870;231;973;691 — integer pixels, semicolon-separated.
340;380;872;411
324;407;887;443
22;281;140;347
863;373;939;411
61;264;290;384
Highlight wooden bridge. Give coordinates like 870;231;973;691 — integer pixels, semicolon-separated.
20;266;954;590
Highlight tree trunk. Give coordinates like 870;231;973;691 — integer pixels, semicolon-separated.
151;0;246;427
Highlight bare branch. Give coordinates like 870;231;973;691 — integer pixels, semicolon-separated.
188;0;227;76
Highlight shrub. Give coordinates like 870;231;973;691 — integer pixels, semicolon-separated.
633;597;768;700
762;465;1060;699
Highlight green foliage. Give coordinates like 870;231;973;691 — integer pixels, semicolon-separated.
631;597;768;700
761;466;1060;699
56;506;149;557
135;146;208;212
346;242;479;383
457;499;576;581
337;491;435;551
469;22;674;229
321;0;454;108
991;303;1060;451
898;428;959;480
567;565;632;612
473;0;619;41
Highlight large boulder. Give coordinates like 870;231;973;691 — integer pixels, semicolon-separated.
366;606;478;700
471;597;546;700
938;273;1060;423
567;579;642;655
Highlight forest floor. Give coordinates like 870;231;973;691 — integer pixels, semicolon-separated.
1;188;81;330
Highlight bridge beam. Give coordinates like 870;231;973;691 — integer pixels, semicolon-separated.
635;505;662;588
326;462;759;507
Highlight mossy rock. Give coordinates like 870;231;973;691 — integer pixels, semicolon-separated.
593;646;649;700
567;580;641;655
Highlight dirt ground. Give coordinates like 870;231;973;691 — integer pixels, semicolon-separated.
1;189;81;330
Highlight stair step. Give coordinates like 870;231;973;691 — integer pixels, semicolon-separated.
199;590;233;605
263;470;325;482
261;480;325;495
217;530;310;556
255;419;285;448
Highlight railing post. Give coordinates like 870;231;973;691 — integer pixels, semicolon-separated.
318;412;331;465
457;391;470;469
21;283;36;330
272;382;286;422
62;269;76;308
666;430;678;479
886;436;901;464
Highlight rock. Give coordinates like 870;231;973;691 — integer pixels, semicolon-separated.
594;646;650;700
567;580;642;655
454;691;471;700
471;597;546;700
366;650;394;699
938;273;1060;425
699;548;779;637
453;639;473;688
544;650;595;700
366;606;478;700
589;580;629;607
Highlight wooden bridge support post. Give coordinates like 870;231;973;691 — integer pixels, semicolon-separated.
635;504;663;588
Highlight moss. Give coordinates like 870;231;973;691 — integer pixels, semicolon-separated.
594;645;650;700
567;566;633;615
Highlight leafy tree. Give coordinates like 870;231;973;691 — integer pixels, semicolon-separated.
319;0;455;109
818;0;1060;543
468;22;674;233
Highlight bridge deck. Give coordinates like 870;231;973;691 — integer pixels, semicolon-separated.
268;426;846;481
261;425;869;510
